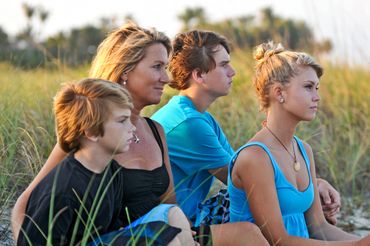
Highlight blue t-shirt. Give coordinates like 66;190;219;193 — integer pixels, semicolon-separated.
228;137;314;238
152;95;234;221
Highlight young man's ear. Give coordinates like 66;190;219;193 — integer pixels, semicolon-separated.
191;69;205;84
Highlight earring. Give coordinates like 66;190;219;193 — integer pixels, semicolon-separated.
279;97;285;103
123;80;127;86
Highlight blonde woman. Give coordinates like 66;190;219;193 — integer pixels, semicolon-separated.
227;42;370;245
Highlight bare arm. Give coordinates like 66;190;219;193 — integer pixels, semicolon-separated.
208;165;228;184
233;146;365;246
154;121;177;204
11;143;67;242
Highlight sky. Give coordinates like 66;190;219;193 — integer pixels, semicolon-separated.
1;0;370;67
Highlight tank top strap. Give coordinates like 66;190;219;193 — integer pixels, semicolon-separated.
144;117;164;159
229;141;279;178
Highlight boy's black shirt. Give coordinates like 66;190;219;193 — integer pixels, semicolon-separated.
17;155;124;245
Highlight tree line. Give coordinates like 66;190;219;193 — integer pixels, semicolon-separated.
0;5;332;69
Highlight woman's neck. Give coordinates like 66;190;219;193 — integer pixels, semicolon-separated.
265;111;298;145
130;106;143;125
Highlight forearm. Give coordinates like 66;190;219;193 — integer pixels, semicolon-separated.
161;191;177;204
208;165;228;184
309;221;359;241
11;192;30;242
277;235;360;246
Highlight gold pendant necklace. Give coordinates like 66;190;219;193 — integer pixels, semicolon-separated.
265;125;301;172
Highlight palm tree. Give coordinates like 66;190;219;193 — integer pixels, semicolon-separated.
21;3;35;40
178;7;207;31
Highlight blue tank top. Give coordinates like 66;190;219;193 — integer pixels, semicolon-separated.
227;137;314;238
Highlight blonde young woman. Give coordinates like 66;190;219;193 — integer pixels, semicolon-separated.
227;42;370;245
12;23;194;245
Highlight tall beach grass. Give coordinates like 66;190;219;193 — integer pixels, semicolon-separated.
0;49;369;242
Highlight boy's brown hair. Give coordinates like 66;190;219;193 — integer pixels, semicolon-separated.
54;78;132;152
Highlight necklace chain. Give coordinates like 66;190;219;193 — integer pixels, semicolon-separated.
265;125;297;163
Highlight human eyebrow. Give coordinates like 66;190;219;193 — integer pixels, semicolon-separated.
116;114;130;121
303;80;318;85
219;60;230;66
153;60;168;65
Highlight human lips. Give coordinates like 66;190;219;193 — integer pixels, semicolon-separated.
310;106;318;111
154;86;164;93
127;134;135;144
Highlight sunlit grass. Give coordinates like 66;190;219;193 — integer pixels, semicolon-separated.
1;50;369;242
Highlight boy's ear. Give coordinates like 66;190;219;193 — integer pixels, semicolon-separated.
191;69;205;84
84;129;99;142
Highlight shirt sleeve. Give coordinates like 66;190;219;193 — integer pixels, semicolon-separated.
167;115;234;175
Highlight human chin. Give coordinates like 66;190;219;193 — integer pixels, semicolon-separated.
303;112;317;121
150;93;163;105
116;142;130;154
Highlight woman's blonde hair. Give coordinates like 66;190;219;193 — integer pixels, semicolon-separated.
89;22;171;83
54;78;132;153
253;41;323;112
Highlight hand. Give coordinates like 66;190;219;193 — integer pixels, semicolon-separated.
317;178;341;225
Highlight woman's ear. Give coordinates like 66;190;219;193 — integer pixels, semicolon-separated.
271;83;285;103
120;72;128;85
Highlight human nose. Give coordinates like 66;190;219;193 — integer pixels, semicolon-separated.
130;120;136;133
229;65;236;77
160;69;170;84
313;90;320;102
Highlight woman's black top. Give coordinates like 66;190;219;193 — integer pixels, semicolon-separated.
119;117;170;226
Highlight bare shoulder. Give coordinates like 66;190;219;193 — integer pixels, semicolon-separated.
233;145;272;176
232;143;276;189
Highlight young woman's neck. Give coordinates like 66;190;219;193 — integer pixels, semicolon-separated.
74;147;113;174
265;110;298;145
179;89;216;112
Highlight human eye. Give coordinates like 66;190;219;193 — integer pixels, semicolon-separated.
305;84;313;90
152;63;162;70
119;117;129;124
